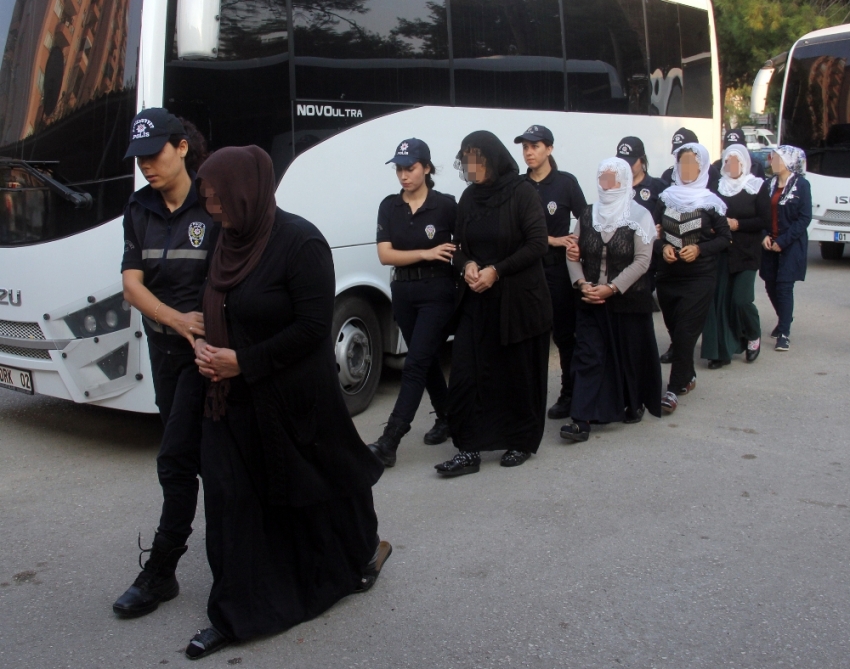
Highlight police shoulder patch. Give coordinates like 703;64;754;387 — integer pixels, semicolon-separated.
188;221;206;248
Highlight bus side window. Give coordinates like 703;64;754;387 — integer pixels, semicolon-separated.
563;0;650;115
678;4;713;119
451;0;565;111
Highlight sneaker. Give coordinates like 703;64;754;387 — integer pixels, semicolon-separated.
661;391;678;414
770;325;781;339
775;335;790;352
678;376;696;395
434;451;480;477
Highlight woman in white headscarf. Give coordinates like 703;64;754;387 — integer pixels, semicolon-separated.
560;158;661;442
760;146;811;353
701;144;770;367
654;143;732;415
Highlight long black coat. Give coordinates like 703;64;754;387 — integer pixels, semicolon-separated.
719;182;771;274
224;209;383;507
452;180;552;345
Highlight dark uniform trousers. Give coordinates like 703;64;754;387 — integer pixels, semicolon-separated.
147;335;204;546
390;277;456;423
544;260;577;400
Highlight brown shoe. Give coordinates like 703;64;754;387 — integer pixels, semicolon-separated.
678;376;696;395
661;391;678;414
354;540;392;593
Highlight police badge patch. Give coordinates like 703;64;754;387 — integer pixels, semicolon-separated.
188;222;206;248
425;224;436;240
640;188;651;201
547;201;557;215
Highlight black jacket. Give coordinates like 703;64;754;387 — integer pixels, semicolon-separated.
719;183;770;274
224;210;383;507
453;181;552;345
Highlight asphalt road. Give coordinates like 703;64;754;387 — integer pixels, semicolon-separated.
1;244;849;669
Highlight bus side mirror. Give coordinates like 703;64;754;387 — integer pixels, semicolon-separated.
751;66;774;116
176;0;221;59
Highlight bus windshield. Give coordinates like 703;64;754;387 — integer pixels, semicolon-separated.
781;34;850;178
0;0;142;247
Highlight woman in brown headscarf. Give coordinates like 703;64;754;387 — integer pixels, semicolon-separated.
185;146;388;659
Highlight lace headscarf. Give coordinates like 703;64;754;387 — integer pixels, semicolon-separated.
592;157;656;245
774;145;806;175
718;145;764;197
659;142;727;215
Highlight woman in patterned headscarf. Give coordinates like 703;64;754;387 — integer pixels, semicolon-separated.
760;146;811;352
559;158;661;442
701;144;770;367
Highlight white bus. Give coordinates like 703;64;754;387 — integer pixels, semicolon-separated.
752;24;850;260
0;0;720;413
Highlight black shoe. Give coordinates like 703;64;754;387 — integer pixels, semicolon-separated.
707;359;731;370
500;449;531;467
659;347;673;364
746;339;761;362
435;451;480;477
560;423;590;442
113;534;188;618
185;627;229;660
547;394;572;420
423;416;450;445
367;417;411;468
623;405;645;424
354;540;393;593
770;325;781;339
775;335;790;352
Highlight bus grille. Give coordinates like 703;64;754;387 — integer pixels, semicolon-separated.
821;210;850;226
0;320;46;340
0;344;51;360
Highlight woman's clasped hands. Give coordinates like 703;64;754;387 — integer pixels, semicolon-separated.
195;339;241;382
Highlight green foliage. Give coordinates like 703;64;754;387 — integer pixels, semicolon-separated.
714;0;848;89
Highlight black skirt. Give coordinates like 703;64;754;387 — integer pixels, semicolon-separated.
446;288;549;453
201;399;379;643
570;304;662;423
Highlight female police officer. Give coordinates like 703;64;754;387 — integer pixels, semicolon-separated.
112;108;216;617
514;125;587;420
367;139;458;467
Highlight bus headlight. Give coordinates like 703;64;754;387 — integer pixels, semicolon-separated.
63;293;132;338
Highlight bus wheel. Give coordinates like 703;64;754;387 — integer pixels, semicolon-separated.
820;241;845;260
333;296;383;416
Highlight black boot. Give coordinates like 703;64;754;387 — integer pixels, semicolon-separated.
367;417;411;468
547;392;572;420
423;412;451;445
113;533;188;618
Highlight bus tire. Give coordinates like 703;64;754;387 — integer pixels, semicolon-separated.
332;295;383;416
820;241;845;260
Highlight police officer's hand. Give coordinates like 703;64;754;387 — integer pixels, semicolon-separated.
170;310;205;345
469;266;498;293
678;245;700;263
196;344;240;382
548;235;572;248
656;224;662;240
566;238;580;262
662;244;678;264
422;243;456;263
727;217;739;231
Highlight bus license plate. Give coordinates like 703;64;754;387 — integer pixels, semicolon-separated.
834;232;850;242
0;363;34;395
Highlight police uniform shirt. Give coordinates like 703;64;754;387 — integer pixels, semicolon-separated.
631;174;667;213
121;179;218;320
376;188;457;269
525;169;587;243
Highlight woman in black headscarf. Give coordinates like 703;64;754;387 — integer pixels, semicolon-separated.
434;131;551;477
185;146;388;659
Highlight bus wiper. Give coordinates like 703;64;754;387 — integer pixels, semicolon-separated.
0;157;93;209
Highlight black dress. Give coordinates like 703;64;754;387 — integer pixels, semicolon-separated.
201;211;383;642
447;183;551;453
569;210;662;424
